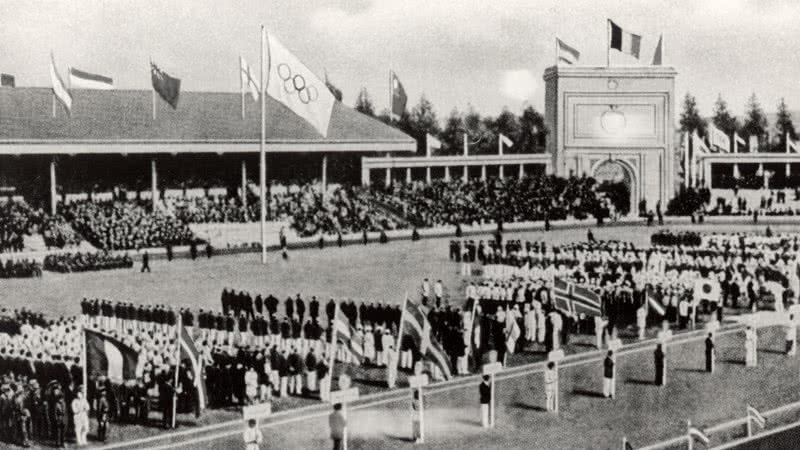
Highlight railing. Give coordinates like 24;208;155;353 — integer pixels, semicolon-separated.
627;399;800;449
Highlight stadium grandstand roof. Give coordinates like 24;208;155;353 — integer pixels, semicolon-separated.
0;87;415;155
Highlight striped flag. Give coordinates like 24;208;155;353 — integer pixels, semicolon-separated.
85;329;139;382
734;132;747;153
609;20;642;59
333;313;364;364
505;307;521;354
646;287;666;316
747;405;766;428
400;299;452;379
426;134;441;157
150;61;181;109
390;70;407;119
787;133;799;154
49;52;72;113
178;324;208;413
69;67;114;90
556;38;580;65
688;426;710;445
553;278;602;317
709;124;730;152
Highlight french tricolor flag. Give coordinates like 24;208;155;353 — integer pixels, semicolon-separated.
609;20;642;59
85;329;139;382
69;67;114;90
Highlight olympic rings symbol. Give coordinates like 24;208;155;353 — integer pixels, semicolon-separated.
277;63;319;104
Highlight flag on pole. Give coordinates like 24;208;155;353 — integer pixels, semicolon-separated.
84;329;139;382
556;38;580;65
709;125;730;152
240;56;260;101
150;62;181;109
734;132;746;153
646;287;666;316
692;131;711;154
693;278;721;306
178;324;208;413
651;34;663;65
688;426;710;445
749;135;759;153
553;278;602;317
426;134;442;157
399;299;452;379
266;32;335;137
609;20;642;59
333;314;365;364
787;133;799;153
50;52;72;113
69;68;114;90
1;74;15;87
504;308;521;354
390;71;408;119
499;133;513;155
747;405;766;428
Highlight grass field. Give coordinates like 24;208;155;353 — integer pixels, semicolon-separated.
3;221;800;449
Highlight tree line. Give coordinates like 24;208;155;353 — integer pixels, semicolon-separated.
679;92;797;153
349;86;548;156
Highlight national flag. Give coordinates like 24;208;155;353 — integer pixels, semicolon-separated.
692;131;711;154
426;134;442;157
178;324;208;412
688;426;710;445
651;34;663;66
85;329;139;382
239;56;260;101
49;52;72;113
150;61;181;109
747;405;766;428
734;132;747;153
1;74;15;87
646;287;666;316
266;32;335;137
787;133;799;154
709;125;730;152
333;314;364;364
400;299;452;379
504;308;521;354
553;278;602;317
609;20;642;59
499;133;513;155
69;67;114;90
390;70;407;118
556;38;580;65
693;278;721;305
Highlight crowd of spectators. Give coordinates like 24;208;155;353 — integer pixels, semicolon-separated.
0;201;44;253
43;252;134;273
368;175;603;229
59;200;195;251
168;195;259;224
0;259;42;278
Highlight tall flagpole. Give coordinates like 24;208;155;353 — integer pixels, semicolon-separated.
81;324;88;398
260;26;268;264
240;56;245;120
388;70;393;122
606;20;610;67
171;314;182;429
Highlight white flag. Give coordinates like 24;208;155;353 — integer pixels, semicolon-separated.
787;133;799;153
499;133;513;155
734;132;746;153
266;32;335;137
709;125;730;152
49;52;72;113
426;134;441;157
240;56;260;101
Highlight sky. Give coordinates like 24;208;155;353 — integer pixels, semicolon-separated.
2;0;799;121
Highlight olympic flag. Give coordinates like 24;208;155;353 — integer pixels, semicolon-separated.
266;32;335;137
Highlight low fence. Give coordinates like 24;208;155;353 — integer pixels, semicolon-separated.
630;399;800;449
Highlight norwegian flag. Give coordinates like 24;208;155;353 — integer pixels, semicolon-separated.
399;299;452;380
553;278;602;317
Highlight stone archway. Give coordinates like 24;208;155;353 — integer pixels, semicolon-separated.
592;158;637;216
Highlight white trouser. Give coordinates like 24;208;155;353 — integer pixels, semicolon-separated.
603;377;615;398
480;404;490;427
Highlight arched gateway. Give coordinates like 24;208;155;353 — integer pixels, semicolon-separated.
543;65;677;215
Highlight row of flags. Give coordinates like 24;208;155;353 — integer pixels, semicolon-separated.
557;19;664;66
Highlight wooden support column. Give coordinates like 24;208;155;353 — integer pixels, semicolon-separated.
241;159;248;209
151;158;158;209
50;157;57;215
